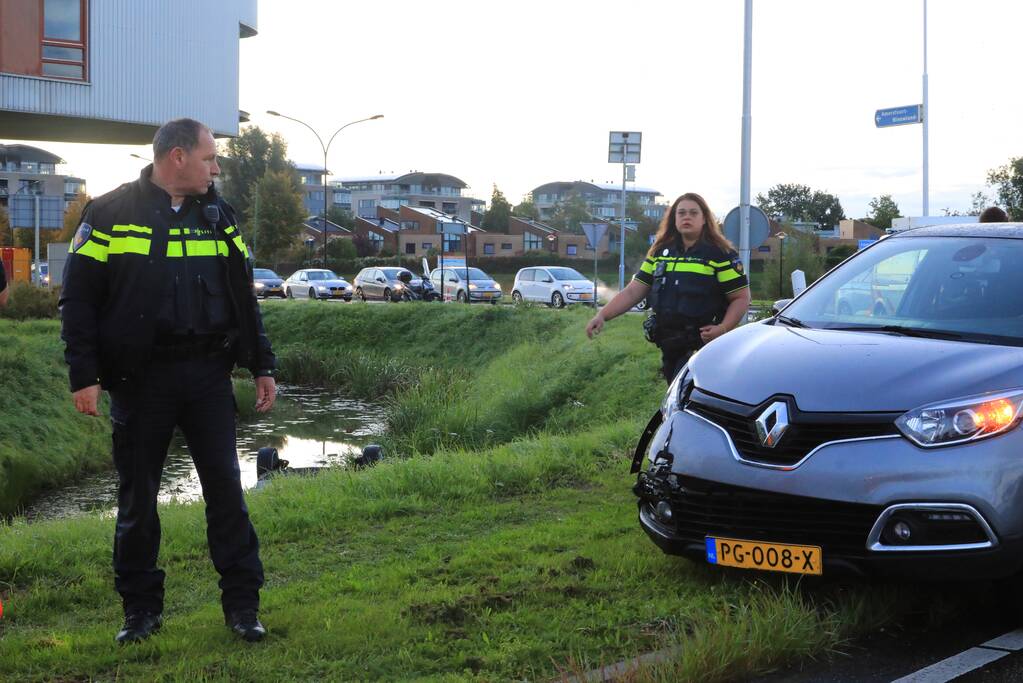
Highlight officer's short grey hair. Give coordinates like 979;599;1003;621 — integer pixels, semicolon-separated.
152;118;212;160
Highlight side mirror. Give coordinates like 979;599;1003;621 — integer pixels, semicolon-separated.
377;277;385;283
772;299;793;314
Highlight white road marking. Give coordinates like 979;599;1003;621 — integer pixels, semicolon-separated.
890;634;1020;683
981;628;1023;652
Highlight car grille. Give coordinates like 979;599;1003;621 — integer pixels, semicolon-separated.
328;286;347;293
687;390;900;467
639;474;882;557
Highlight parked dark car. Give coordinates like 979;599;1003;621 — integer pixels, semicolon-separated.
283;269;353;301
252;268;285;298
634;224;1023;581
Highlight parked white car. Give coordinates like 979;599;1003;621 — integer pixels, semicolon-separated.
511;266;595;307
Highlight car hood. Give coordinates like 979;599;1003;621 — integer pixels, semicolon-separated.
560;279;594;289
688;322;1023;412
306;279;349;287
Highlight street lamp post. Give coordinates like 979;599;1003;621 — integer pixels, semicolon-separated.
266;111;383;270
305;237;315;266
777;232;788;297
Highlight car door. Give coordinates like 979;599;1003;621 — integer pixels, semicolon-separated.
535;268;554;302
296;271;309;298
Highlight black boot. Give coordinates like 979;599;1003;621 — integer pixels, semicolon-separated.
225;609;266;642
115;610;162;644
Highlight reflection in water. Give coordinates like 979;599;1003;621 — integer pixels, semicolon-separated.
21;385;385;522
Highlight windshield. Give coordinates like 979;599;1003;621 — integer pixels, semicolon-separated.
253;269;278;279
381;268;412;278
782;236;1023;345
450;267;489;280
306;270;340;281
547;267;586;281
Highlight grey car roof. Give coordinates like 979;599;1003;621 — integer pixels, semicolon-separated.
895;222;1023;239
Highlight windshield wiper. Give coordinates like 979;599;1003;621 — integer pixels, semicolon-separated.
828;324;966;340
775;315;809;328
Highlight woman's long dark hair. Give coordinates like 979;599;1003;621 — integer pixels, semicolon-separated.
648;193;734;257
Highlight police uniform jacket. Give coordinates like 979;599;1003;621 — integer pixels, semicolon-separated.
634;238;749;326
59;166;275;392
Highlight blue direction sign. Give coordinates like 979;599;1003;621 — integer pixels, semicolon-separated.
875;105;922;128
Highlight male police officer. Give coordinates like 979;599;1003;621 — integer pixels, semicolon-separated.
60;118;276;643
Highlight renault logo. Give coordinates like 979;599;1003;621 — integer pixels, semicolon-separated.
755;401;789;448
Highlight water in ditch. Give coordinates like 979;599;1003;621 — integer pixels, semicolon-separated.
20;384;386;522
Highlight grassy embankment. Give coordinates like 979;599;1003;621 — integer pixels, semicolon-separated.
0;302;974;681
0;319;109;516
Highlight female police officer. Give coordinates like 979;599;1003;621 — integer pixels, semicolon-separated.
585;193;750;382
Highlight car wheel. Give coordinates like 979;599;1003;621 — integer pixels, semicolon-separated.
457;290;467;303
383;288;391;302
635;297;648;311
512;290;523;304
551;291;565;308
344;296;352;302
286;287;293;299
356;287;366;302
837;301;852;316
309;287;317;300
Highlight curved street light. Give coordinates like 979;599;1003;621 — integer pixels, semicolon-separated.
266;111;383;270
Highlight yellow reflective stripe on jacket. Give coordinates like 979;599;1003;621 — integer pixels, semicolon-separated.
111;224;153;235
108;235;151;256
169;228;192;236
639;258;656;275
668;262;714;276
230;235;249;257
75;240;109;263
708;259;731;268
166;240;230;258
717;268;742;283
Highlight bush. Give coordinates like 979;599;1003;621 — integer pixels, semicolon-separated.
0;282;60;320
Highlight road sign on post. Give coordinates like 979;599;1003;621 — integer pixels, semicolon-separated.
875;105;922;128
609;131;642;293
581;223;608;309
723;205;771;250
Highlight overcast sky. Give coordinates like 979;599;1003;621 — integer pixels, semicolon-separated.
10;0;1023;221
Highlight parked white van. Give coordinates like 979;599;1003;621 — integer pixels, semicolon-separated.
511;267;595;307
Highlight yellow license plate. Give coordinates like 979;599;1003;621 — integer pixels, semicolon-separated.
706;537;822;575
579;293;592;300
482;292;493;298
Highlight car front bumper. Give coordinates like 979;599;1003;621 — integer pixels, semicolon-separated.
632;407;1023;580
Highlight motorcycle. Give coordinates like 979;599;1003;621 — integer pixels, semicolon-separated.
389;272;440;302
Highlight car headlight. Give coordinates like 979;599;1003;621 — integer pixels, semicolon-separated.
494;283;502;290
394;283;404;290
661;365;690;417
563;284;572;290
469;284;477;290
317;285;328;292
254;282;265;289
896;389;1023;448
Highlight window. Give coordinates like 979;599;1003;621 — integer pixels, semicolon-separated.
524;231;542;251
401;220;419;231
419;201;436;208
405;242;416;254
501;243;513;251
421;242;433;251
443;235;461;253
367;232;384;251
519;269;534;282
483;243;495;255
442;202;458;214
566;245;578;256
42;0;87;80
308;191;324;202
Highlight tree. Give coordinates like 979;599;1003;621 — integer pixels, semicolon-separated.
0;206;11;247
865;194;900;230
481;185;512;232
219;126;295;226
547;192;591;232
970;191;991;216
326;206;355;230
986;157;1023;220
762;229;825;299
326;237;357;261
756;183;846;228
58;193;91;242
513;195;540;220
252;170;306;270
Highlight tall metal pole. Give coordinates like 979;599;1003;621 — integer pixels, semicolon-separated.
619;161;626;292
922;0;929;216
322;149;329;268
738;0;753;275
33;194;40;286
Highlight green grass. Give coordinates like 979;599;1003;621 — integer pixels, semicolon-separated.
0;320;110;515
0;304;984;681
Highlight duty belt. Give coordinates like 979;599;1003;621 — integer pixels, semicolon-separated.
150;333;233;361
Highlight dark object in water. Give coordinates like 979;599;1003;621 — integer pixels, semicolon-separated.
256;447;288;477
353;444;383;469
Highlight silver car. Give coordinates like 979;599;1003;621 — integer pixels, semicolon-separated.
429;266;502;303
283;269;353;301
635;224;1023;580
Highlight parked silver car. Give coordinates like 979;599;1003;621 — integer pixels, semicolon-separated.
635;224;1023;580
429;266;502;303
353;267;433;301
252;268;285;298
283;269;353;301
511;266;595;307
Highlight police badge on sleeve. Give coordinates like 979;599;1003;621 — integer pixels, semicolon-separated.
71;223;92;253
732;257;744;275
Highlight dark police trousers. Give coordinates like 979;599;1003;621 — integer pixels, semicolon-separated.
109;353;263;616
